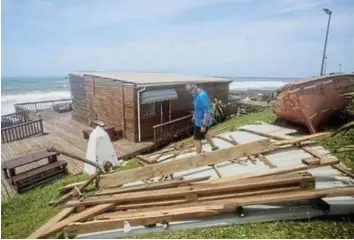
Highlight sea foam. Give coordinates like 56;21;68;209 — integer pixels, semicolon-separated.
1;90;71;115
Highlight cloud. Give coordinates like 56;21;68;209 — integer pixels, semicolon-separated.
2;0;354;77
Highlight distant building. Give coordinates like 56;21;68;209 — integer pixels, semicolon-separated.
69;72;232;143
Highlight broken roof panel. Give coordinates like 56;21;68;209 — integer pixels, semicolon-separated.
76;122;354;239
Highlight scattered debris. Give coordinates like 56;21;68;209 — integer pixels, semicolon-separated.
27;123;354;239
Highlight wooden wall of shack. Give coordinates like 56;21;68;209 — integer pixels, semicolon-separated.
69;74;230;142
69;74;89;125
84;75;137;142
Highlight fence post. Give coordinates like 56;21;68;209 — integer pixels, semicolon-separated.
153;128;157;151
39;119;44;135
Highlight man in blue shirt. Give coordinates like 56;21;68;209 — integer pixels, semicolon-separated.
186;83;219;154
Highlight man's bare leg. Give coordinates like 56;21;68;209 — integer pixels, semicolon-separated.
205;133;219;150
195;140;202;154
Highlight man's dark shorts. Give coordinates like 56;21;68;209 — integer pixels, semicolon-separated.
194;126;209;140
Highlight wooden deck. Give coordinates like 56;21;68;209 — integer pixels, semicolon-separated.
1;111;153;201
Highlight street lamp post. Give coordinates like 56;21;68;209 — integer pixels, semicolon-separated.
320;8;332;76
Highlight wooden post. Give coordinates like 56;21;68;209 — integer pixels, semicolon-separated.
169;100;172;121
122;86;126;138
160;102;163;124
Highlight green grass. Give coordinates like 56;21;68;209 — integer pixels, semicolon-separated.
318;128;354;172
134;220;354;239
1;108;353;239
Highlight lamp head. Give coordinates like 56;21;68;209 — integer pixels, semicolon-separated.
323;8;332;15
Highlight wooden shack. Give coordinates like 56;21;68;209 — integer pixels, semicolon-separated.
69;72;232;144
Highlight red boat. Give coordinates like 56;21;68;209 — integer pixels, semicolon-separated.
273;73;354;133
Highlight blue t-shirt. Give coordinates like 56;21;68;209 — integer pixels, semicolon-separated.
193;89;212;127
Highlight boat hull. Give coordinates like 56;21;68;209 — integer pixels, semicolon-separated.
273;73;354;133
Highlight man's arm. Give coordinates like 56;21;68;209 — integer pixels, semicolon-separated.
202;113;208;127
200;95;210;128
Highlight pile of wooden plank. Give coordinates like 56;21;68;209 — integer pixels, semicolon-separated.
29;171;354;239
27;132;354;238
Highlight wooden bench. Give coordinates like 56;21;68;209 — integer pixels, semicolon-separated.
82;126;121;141
12;160;68;193
2;150;68;193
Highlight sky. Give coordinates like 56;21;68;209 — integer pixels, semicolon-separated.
1;0;354;78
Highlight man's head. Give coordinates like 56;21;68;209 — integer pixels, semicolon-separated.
185;83;199;95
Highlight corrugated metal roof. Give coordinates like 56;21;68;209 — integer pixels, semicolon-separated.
141;89;178;104
69;71;232;86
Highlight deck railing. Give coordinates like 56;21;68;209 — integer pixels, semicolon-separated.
153;114;193;146
1;119;44;143
1;111;30;128
14;99;72;112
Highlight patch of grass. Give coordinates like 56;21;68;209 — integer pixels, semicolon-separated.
135;220;354;239
318;128;354;172
1;158;141;239
1;174;89;239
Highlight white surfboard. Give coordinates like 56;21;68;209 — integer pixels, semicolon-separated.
84;126;120;175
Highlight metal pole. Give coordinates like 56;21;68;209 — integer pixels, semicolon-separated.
320;9;332;76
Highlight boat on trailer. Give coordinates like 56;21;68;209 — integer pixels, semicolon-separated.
272;73;354;133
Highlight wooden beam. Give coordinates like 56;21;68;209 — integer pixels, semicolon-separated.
201;157;338;184
332;163;354;179
65;186;354;236
59;181;87;194
257;153;277;168
136;155;156;164
93;176;210;196
237;128;289;140
67;173;314;207
228;135;239;144
273;132;330;146
98;139;273;189
212;135;236;145
27;207;75;239
99;186;302;214
35;203;116;239
211;164;223;178
65;205;224;236
302;157;321;166
301;146;333;161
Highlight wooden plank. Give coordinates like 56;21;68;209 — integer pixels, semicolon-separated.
273;132;330;146
67;172;314;207
98;139;274;189
59;181;87;194
99;186;301;214
257;153;277;168
212;135;236;145
65;205;224;236
27;207;75;239
35;203;116;239
237;128;289;140
94;176;210;196
136;155;156;164
65;186;354;236
302;157;321;166
332;163;354;179
211;164;223;178
301;146;333;161
201;157;338;184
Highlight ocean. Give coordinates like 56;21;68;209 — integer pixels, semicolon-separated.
1;76;296;115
